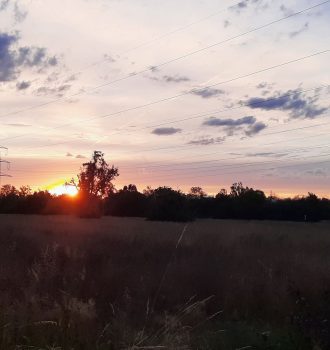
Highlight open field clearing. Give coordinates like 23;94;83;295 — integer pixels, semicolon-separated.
1;215;330;349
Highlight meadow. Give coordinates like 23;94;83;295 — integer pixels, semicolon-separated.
1;214;330;349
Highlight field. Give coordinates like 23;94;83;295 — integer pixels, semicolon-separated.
1;215;330;349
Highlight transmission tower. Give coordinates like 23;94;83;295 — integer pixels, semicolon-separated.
0;146;11;187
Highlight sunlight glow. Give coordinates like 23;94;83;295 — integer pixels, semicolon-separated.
48;184;78;197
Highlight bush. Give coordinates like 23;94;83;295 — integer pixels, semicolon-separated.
146;187;192;222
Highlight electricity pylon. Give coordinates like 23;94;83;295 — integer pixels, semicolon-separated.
0;146;11;186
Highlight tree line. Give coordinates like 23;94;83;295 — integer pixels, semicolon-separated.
0;151;329;221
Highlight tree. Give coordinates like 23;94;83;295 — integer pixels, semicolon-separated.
69;151;119;218
230;182;246;197
0;184;18;197
189;186;206;198
71;151;119;199
215;188;228;199
19;185;32;197
147;187;191;222
122;184;137;192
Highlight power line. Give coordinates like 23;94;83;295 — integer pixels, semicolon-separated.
10;151;330;193
0;0;327;122
14;0;241;100
120;152;330;183
99;84;330;139
101;98;330;157
2;50;329;147
11;83;329;153
10;141;330;175
8;124;328;173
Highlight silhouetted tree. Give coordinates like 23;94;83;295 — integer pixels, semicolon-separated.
19;185;32;197
189;186;207;198
0;185;18;197
230;182;247;197
74;151;119;198
147;187;191;222
123;184;137;192
216;188;228;199
69;151;119;218
105;184;147;217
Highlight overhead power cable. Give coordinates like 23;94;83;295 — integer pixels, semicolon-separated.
1;49;329;147
0;0;327;121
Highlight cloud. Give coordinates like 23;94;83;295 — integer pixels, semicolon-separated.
0;33;18;81
16;80;30;90
289;22;309;38
5;123;31;127
76;154;86;159
188;136;226;146
203;116;256;127
203;116;267;137
306;169;328;177
163;74;190;83
223;20;231;28
190;87;225;99
148;72;190;84
280;4;294;16
256;81;275;90
256;82;275;96
103;53;116;63
0;0;9;11
152;127;182;135
64;74;77;83
246;152;288;158
0;32;59;82
34;84;71;97
231;0;248;12
246;89;328;119
66;152;73;157
149;65;159;73
14;2;27;23
245;121;267;136
229;0;267;13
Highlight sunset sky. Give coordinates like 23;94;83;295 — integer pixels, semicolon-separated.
0;0;329;197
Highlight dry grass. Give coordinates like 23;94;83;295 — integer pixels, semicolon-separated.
1;214;330;349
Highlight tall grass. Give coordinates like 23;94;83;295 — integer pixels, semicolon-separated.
0;215;330;348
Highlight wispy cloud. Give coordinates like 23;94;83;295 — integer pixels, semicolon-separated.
306;169;328;177
203;116;267;137
14;1;28;23
152;127;182;136
190;87;225;99
289;22;309;38
280;4;294;16
16;80;31;90
5;123;31;127
245;121;267;136
163;74;190;83
0;0;9;11
149;72;190;84
229;0;267;14
203;116;256;127
34;84;71;97
247;89;328;119
188;136;226;146
246;152;288;158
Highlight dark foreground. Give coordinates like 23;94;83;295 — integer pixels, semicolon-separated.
1;215;330;349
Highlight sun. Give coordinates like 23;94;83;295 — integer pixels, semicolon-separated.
48;183;78;197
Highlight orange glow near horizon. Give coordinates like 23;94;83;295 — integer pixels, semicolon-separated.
48;183;78;197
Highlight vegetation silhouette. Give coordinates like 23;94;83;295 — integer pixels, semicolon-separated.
68;150;119;218
0;150;329;221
